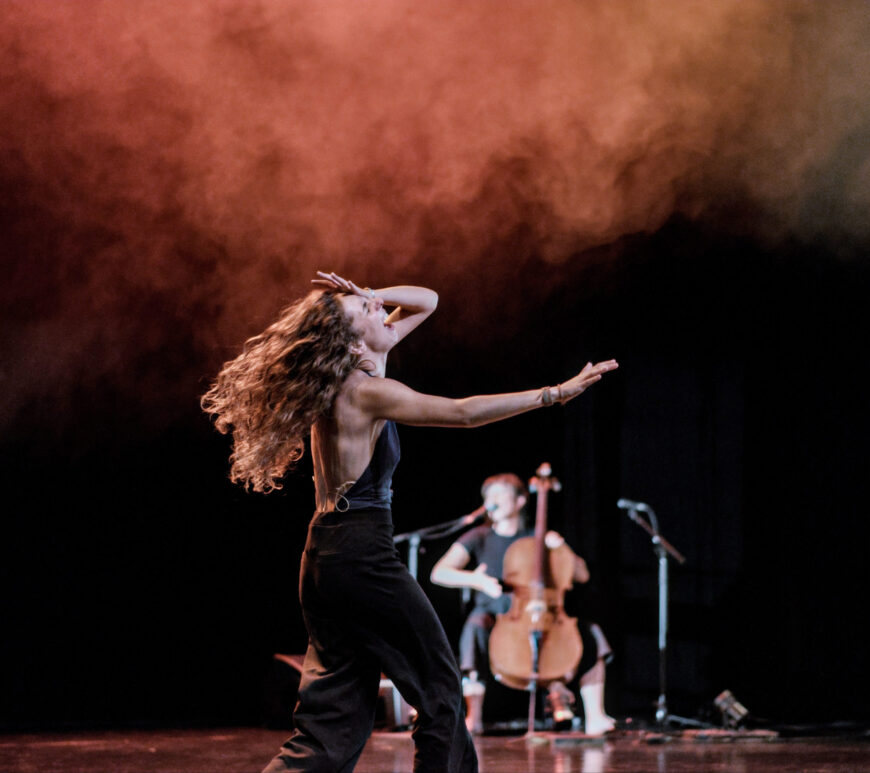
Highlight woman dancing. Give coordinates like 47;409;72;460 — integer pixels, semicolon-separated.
201;272;618;773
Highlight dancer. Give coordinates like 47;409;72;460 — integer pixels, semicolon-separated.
431;473;616;736
202;271;618;772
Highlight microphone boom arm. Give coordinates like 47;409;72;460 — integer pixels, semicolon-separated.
394;505;490;580
623;505;686;565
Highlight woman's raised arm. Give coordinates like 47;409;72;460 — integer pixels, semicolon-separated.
312;271;437;343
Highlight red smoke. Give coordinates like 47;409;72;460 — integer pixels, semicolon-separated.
1;0;868;428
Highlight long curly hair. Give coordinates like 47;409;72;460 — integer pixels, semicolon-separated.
201;290;360;493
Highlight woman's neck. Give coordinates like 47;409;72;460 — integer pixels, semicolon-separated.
359;352;388;377
493;514;522;537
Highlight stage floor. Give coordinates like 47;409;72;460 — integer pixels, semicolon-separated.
2;726;869;772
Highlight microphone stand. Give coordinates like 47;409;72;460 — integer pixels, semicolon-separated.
621;501;710;730
394;508;486;581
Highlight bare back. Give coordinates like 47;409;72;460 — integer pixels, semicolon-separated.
311;369;386;512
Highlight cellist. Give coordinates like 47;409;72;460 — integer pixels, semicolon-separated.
430;473;616;736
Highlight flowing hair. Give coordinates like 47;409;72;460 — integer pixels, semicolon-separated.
201;291;360;493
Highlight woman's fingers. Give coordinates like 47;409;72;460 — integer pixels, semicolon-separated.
579;360;618;382
559;359;618;402
312;271;359;293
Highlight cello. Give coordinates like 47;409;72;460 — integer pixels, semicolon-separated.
488;463;583;730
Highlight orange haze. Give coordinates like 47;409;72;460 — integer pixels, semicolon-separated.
1;0;868;426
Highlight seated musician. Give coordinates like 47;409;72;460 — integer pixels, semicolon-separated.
430;472;615;735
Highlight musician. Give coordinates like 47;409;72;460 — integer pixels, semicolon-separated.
202;270;618;772
431;473;616;736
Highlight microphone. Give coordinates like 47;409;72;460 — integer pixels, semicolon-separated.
461;502;496;526
617;498;650;512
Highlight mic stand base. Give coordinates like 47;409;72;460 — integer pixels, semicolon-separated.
658;713;716;730
657;696;716;731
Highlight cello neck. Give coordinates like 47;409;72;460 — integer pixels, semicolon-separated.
528;462;561;589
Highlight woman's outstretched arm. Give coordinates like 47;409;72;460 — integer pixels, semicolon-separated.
312;271;437;343
350;360;618;428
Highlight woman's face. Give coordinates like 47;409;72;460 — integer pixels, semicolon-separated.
339;293;398;353
484;482;525;523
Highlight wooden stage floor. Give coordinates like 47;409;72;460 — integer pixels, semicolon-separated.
2;725;869;772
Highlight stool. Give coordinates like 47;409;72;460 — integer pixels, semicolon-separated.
274;654;413;729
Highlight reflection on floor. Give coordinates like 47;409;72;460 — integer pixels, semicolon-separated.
2;724;869;773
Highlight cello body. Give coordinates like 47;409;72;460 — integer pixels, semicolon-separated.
488;464;583;691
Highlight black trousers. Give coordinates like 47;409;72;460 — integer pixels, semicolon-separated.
263;509;478;773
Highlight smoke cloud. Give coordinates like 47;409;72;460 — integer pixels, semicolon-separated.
1;0;868;430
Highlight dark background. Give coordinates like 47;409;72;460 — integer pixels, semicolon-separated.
3;218;868;731
2;0;869;735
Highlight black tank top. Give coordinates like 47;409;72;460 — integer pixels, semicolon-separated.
458;524;534;613
340;420;400;511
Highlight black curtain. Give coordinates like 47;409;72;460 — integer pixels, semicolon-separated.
4;220;869;729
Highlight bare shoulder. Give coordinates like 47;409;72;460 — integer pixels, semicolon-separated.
344;373;409;412
339;369;370;396
333;370;372;422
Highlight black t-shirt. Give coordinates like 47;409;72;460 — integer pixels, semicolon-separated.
457;524;533;614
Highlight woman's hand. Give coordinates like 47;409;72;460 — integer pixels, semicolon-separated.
472;563;503;599
312;271;371;297
557;360;619;403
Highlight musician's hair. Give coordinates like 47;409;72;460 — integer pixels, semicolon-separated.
480;472;528;500
201;290;360;493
